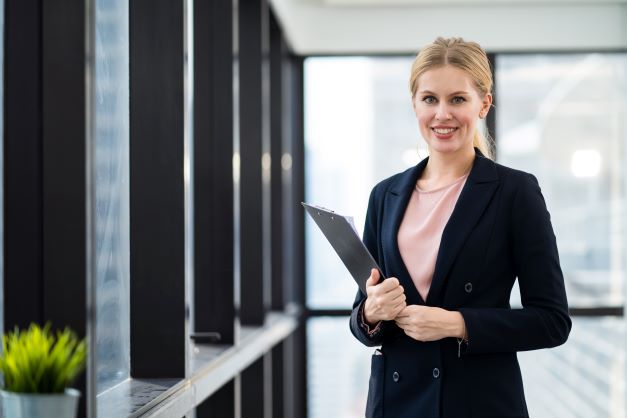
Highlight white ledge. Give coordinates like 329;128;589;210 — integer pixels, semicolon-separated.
136;309;299;418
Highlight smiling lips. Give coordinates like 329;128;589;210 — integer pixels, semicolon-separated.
432;126;458;138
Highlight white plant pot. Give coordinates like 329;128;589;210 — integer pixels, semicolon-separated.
0;388;80;418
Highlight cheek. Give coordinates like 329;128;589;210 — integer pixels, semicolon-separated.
416;114;429;125
457;111;478;129
414;108;432;126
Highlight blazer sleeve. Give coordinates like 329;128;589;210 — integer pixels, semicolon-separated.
349;185;391;347
459;173;572;354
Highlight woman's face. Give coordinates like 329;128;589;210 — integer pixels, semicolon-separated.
412;65;492;157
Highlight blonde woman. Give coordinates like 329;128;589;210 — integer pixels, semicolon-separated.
349;37;571;418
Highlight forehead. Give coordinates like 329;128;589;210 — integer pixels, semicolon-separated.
417;65;476;94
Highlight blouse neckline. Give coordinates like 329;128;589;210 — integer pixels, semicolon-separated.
415;172;469;194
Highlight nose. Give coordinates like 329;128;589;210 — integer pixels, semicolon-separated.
435;102;452;120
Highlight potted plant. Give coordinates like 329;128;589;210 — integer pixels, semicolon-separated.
0;323;86;418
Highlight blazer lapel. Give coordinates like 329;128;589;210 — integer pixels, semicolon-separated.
425;152;499;306
381;158;428;306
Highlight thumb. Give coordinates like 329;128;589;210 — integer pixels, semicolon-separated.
366;268;381;287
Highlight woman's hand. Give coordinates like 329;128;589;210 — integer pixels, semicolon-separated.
394;305;466;342
363;269;406;325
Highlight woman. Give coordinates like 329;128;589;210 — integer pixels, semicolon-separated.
349;37;571;418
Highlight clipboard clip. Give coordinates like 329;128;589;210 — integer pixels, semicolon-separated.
302;202;335;218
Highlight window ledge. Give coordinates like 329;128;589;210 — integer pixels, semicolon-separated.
97;308;300;418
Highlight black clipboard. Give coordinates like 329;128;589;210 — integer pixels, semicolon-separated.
302;202;385;294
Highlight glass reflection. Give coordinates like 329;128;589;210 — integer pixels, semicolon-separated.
95;0;130;392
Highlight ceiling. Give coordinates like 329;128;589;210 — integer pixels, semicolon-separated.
269;0;627;55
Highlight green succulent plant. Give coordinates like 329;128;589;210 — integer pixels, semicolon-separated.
0;323;86;393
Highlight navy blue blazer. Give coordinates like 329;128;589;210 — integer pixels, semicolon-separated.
350;149;571;418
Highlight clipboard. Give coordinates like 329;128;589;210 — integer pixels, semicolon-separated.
302;202;385;294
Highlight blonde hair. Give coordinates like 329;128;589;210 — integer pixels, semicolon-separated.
409;37;494;159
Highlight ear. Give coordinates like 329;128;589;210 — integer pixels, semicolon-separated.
480;93;493;118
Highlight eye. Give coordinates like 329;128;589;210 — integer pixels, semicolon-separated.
422;96;436;104
451;96;466;104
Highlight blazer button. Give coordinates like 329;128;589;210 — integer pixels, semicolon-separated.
464;282;473;293
432;368;440;379
392;371;400;382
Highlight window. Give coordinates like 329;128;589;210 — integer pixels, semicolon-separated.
305;56;419;417
305;57;418;310
307;317;370;418
95;0;130;392
497;53;627;418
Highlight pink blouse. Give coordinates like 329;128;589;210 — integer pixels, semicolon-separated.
397;173;468;301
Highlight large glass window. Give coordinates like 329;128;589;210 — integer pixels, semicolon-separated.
307;317;370;418
305;56;419;417
305;57;418;310
497;53;627;418
95;0;130;393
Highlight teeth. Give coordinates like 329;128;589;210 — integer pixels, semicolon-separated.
433;128;456;134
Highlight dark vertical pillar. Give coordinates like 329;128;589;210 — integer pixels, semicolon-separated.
239;0;271;414
269;12;286;418
44;1;88;416
241;357;265;418
5;1;88;416
42;0;86;341
4;0;44;330
282;53;307;418
129;0;185;378
239;0;269;326
271;342;284;418
196;380;236;418
194;0;236;415
269;11;284;312
293;54;308;418
194;0;235;344
286;54;305;311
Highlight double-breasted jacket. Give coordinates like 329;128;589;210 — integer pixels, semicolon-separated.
349;149;572;418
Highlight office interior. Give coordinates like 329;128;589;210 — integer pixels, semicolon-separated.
1;0;626;417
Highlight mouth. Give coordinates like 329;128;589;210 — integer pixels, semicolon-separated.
431;127;458;134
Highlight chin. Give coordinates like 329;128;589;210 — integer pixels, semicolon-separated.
428;141;462;154
428;137;473;155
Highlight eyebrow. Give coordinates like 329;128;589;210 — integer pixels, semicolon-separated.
419;90;470;96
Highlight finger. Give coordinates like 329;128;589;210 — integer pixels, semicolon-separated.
394;319;407;328
379;277;401;291
393;294;407;307
395;318;409;326
393;307;408;319
382;285;404;301
393;302;407;318
370;268;380;284
374;287;403;305
366;269;382;288
396;302;410;313
400;302;408;312
365;271;374;287
389;288;406;301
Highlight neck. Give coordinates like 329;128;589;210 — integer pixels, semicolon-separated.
423;147;476;180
